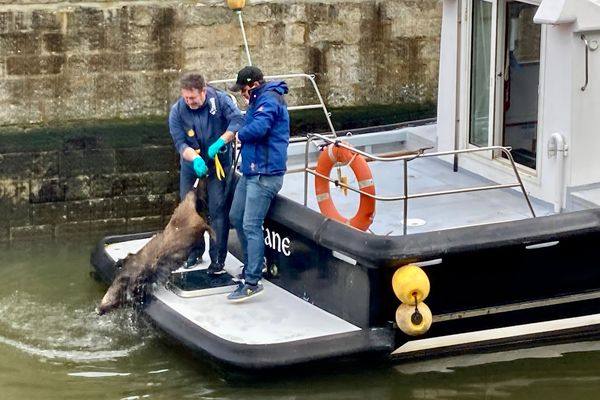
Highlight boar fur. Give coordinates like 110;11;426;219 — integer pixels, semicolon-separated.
97;180;214;315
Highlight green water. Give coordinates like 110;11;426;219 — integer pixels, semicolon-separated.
2;239;600;399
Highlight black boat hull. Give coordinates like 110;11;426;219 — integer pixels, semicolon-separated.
90;191;600;370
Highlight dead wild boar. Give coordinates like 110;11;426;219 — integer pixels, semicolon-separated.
97;180;214;315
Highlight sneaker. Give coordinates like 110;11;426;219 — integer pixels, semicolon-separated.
231;266;245;283
184;249;204;269
183;256;202;269
227;282;264;302
207;262;226;276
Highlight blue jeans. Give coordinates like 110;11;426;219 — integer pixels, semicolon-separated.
180;164;232;265
229;174;284;285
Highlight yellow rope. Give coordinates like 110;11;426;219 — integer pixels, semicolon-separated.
214;154;225;181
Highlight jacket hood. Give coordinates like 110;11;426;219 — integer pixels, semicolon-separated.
261;80;289;96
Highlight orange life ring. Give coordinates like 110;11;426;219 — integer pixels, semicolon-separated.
314;143;376;231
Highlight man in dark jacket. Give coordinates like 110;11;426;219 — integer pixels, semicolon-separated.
210;66;289;301
169;72;244;274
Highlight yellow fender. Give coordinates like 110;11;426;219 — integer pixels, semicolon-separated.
395;302;432;336
391;264;430;304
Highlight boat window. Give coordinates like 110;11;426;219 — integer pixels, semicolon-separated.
468;0;493;148
467;0;541;171
499;1;541;170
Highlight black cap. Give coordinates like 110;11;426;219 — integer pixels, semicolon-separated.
230;66;264;92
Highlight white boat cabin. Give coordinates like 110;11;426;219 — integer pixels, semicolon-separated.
436;0;600;212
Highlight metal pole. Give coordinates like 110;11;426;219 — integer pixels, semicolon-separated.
453;0;462;172
237;10;252;66
403;160;408;235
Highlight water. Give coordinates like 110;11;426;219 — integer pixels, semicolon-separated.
2;239;600;399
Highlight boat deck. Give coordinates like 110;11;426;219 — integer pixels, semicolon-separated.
280;155;554;235
104;239;360;345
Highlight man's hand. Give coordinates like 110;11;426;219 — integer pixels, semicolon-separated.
208;138;226;159
192;157;208;177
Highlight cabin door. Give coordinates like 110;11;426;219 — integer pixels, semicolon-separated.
467;0;541;170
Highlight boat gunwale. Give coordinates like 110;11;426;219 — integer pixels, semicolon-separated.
93;197;600;271
268;189;600;267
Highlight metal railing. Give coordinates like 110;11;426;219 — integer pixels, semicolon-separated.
209;73;339;138
304;133;536;235
211;72;535;233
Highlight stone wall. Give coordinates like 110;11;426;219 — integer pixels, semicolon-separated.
0;0;442;242
0;0;442;124
0;119;180;242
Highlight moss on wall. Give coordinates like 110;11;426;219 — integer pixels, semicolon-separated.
290;102;436;135
0;102;436;152
0;117;170;153
0;99;436;242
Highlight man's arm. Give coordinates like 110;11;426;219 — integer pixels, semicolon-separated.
207;93;244;158
182;147;200;162
221;93;244;136
168;102;193;157
237;97;277;143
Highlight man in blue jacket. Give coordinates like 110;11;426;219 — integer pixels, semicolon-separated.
169;72;244;274
208;66;289;301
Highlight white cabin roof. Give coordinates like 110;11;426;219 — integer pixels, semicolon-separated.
535;0;600;31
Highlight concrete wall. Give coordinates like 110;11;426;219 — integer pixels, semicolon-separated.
0;0;442;242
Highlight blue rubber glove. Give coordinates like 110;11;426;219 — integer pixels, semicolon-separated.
192;157;207;177
208;138;226;159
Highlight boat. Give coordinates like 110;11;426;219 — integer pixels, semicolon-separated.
90;0;600;372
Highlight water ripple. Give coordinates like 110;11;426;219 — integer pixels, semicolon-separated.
0;291;153;362
0;334;143;362
68;371;132;378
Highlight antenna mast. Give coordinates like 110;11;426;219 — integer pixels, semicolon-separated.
227;0;252;66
